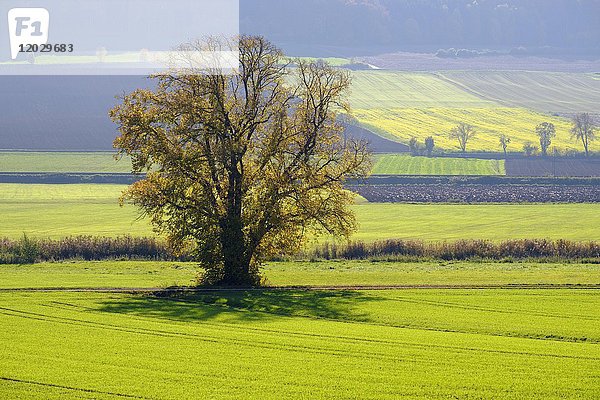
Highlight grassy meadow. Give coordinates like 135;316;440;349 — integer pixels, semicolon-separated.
0;184;154;238
373;154;505;175
1;260;600;289
1;184;599;241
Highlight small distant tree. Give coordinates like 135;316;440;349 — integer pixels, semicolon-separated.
571;113;597;156
535;122;556;156
499;134;511;158
449;123;476;153
424;136;435;157
523;142;538;157
409;137;420;156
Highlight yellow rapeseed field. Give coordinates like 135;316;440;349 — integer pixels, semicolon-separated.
353;107;596;152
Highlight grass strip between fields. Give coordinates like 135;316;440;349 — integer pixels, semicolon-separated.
1;260;599;289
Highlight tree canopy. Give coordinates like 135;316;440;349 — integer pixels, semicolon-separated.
535;122;556;156
111;36;371;286
449;123;476;153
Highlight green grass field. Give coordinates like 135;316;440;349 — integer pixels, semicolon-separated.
439;71;600;114
0;184;153;238
1;184;599;241
0;152;505;176
373;154;505;175
0;282;598;398
0;152;130;173
353;203;600;242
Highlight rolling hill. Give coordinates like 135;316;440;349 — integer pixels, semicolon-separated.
438;71;600;115
1;70;598;153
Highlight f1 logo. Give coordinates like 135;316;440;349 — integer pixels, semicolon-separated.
7;8;50;59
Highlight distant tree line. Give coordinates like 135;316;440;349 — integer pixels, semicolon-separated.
407;113;597;156
436;113;597;156
518;113;597;157
244;0;600;54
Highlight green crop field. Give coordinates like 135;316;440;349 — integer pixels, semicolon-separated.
353;203;600;242
0;152;131;173
373;154;505;175
0;184;154;238
1;184;599;241
439;71;600;114
1;284;598;398
290;57;352;66
0;151;505;176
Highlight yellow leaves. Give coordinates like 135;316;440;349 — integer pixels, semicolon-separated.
109;38;372;278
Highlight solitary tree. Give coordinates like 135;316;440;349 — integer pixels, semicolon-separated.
424;136;435;157
111;36;371;286
409;137;419;156
499;134;511;158
449;123;476;153
571;113;597;156
535;122;556;156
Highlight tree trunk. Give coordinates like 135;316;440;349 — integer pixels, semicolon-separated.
218;163;254;286
220;215;252;286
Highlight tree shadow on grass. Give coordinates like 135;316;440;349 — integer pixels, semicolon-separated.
97;289;385;324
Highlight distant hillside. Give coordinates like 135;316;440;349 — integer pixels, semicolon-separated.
0;75;403;152
241;0;600;57
0;76;150;150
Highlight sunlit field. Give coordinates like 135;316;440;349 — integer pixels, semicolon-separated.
2;260;600;289
439;71;600;114
1;184;599;241
2;3;599;399
347;70;599;153
0;152;131;173
1;286;598;399
372;154;505;175
354;107;591;152
349;70;494;109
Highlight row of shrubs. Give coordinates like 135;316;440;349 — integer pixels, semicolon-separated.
0;235;182;264
1;235;599;264
308;239;600;261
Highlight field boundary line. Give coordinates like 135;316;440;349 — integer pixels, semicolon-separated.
0;376;152;399
1;284;600;293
